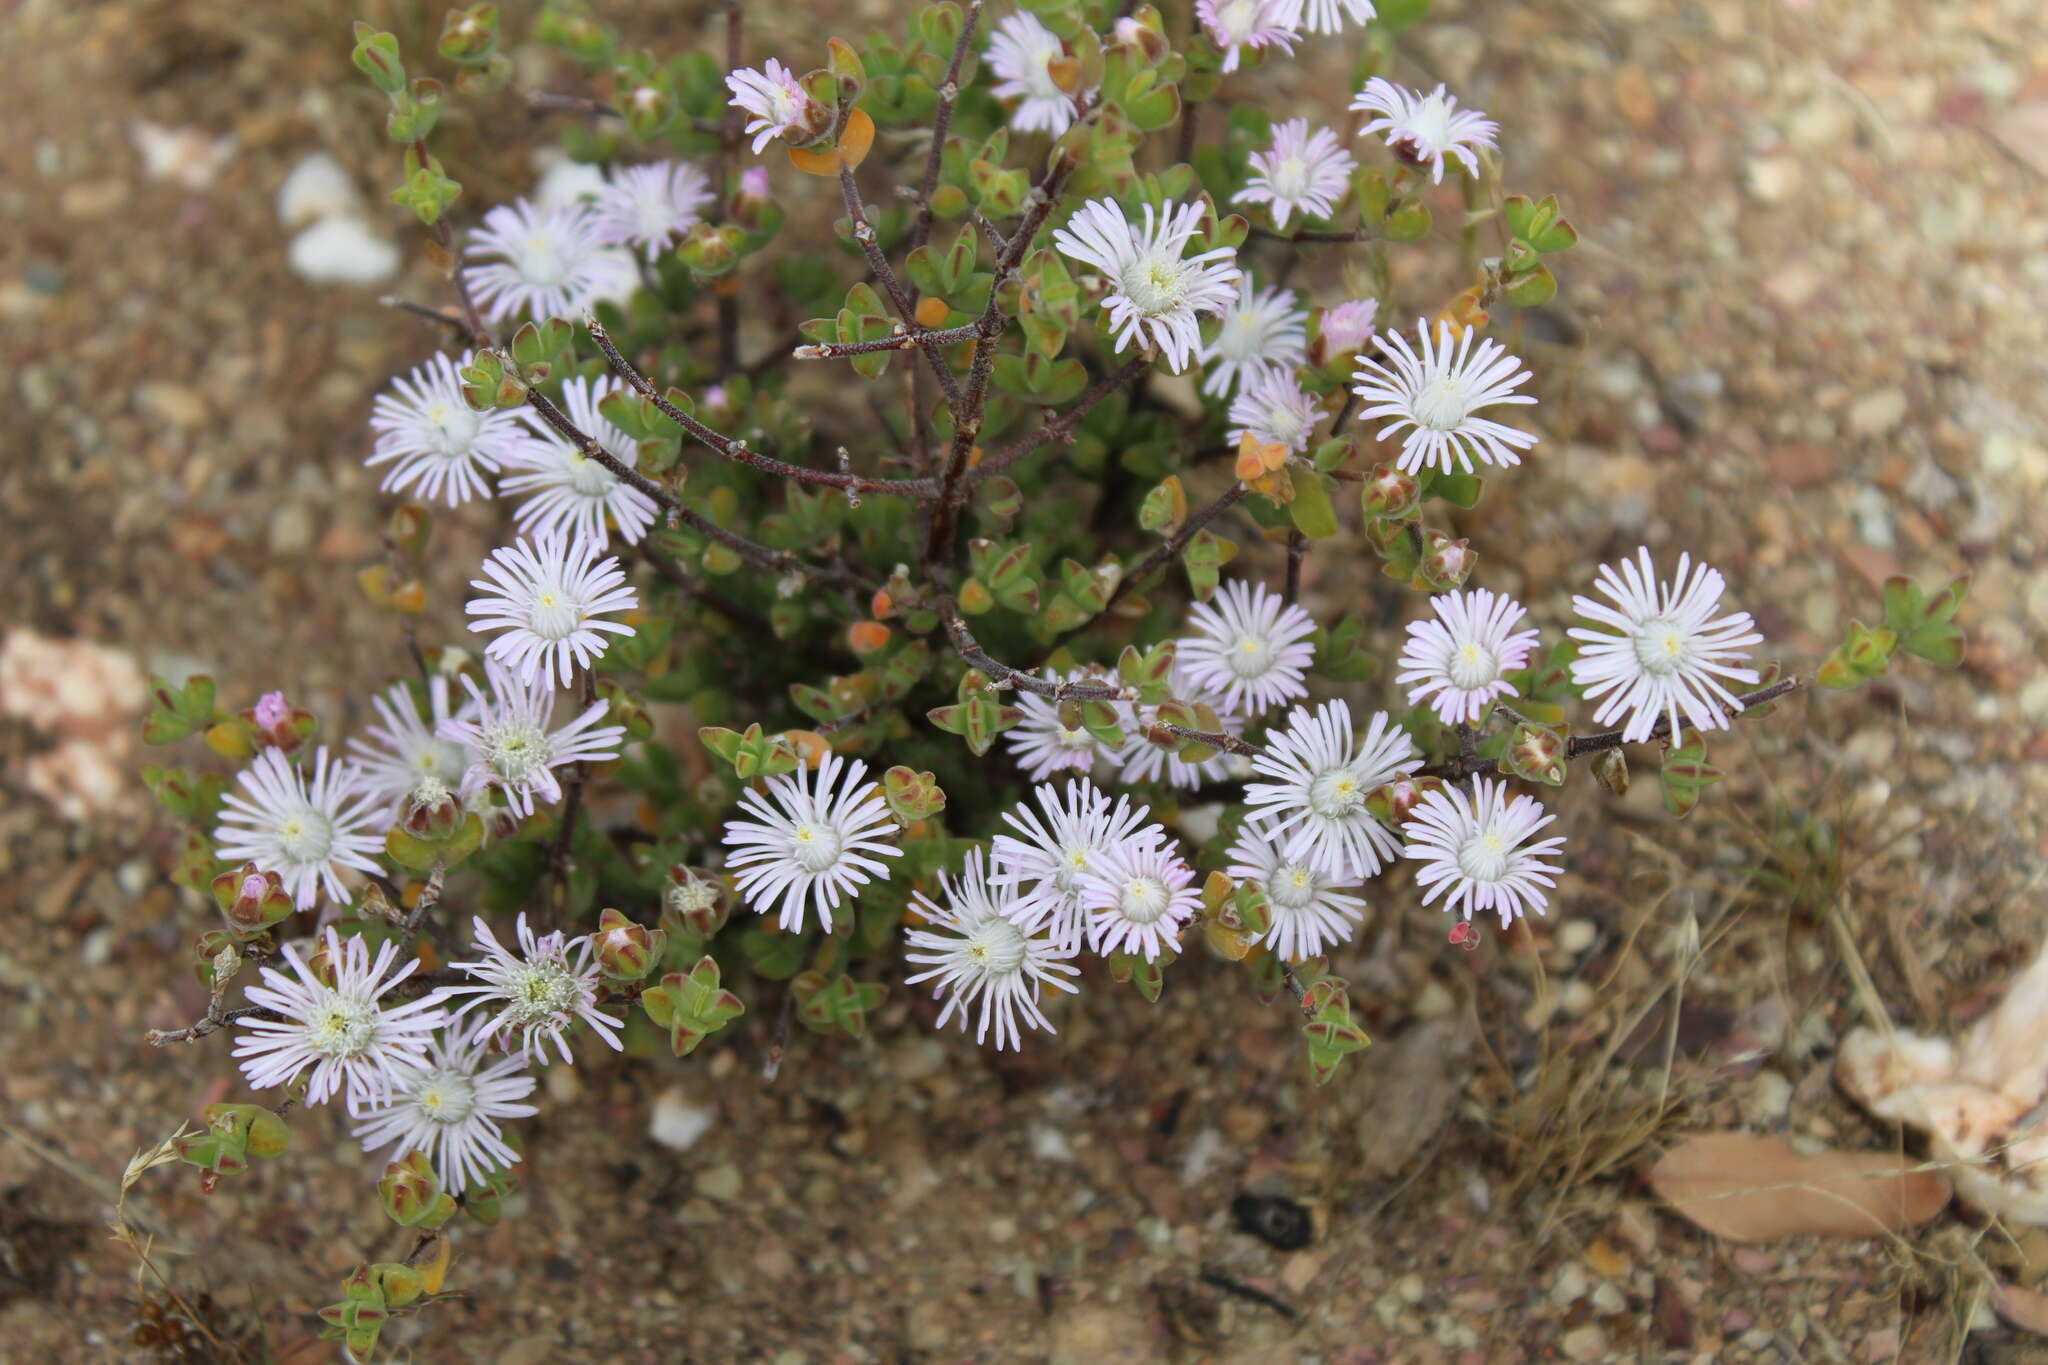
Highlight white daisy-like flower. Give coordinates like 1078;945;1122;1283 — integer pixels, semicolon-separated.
1227;369;1323;454
1350;79;1499;184
985;13;1085;137
1294;0;1377;35
1225;825;1368;961
992;778;1163;954
1244;699;1421;880
1235;119;1356;232
465;530;638;690
1195;0;1300;74
1053;198;1241;374
215;747;384;911
440;913;624;1064
351;1031;537;1193
905;847;1081;1051
722;752;903;933
1004;669;1114;781
1315;298;1379;366
346;677;478;822
591;161;714;261
1351;319;1538;475
1199;273;1307;398
1395;588;1541;725
463;197;636;325
726;59;826;154
1077;835;1200;961
439;659;626;819
503;375;661;547
232;928;444;1112
367;351;531;506
1404;778;1566;927
1566;548;1762;743
1176;578;1318;717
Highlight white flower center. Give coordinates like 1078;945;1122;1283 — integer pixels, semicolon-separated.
1228;632;1277;679
668;878;719;914
484;721;551;785
1054;725;1094;751
1630;618;1690;677
1447;639;1501;691
423;401;480;457
525;581;584;641
632;189;675;240
1023;47;1066;101
1117;874;1171;924
305;993;376;1058
1216;308;1266;360
274;805;335;865
412;739;467;783
1262;400;1310;446
767;83;803;129
1406;97;1456;154
1212;0;1260;44
564;447;621;498
1270;154;1310;201
1268;863;1318;911
789;821;844;873
1412;376;1473;431
1121;253;1191;318
518;234;567;287
963;917;1029;976
1308;766;1366;818
507;958;581;1022
414;1066;479;1125
1457;828;1511;883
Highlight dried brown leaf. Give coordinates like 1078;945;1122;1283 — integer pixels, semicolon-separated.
1647;1132;1949;1242
1992;1280;2048;1335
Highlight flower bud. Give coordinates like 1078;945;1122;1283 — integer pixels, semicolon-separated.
1365;775;1444;826
663;866;731;937
1447;921;1482;951
401;778;465;841
1359;463;1420;520
1418;533;1476;592
1504;722;1567;786
379;1150;456;1229
593;907;664;981
212;863;294;936
678;221;740;278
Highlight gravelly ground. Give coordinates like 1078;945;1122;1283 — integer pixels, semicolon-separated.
3;0;2046;1360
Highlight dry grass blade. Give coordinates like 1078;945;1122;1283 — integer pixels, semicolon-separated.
1648;1132;1951;1242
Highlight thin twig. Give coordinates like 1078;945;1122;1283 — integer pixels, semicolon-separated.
838;165;964;406
939;598;1130;701
1146;718;1258;758
1284;528;1306;605
145;1005;272;1047
969;356;1150;485
908;0;985;252
379;296;470;336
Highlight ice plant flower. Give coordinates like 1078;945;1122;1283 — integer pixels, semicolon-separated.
465;530;638;690
1351;319;1538;475
1077;835;1201;961
439;659;626;819
726;59;827;153
232;928;444;1112
1567;547;1763;743
464;196;635;325
1195;0;1299;74
1244;700;1421;880
1053;198;1241;373
1227;369;1322;455
985;12;1085;137
215;747;383;911
440;914;624;1064
1350;79;1499;183
346;677;477;822
504;375;662;546
1235;119;1356;231
1395;588;1542;724
591;160;714;261
352;1032;538;1193
1199;274;1307;397
1404;778;1567;927
1176;579;1316;717
1294;0;1377;34
366;351;532;506
1225;826;1368;961
992;778;1162;954
905;848;1081;1051
1004;670;1114;781
1317;298;1379;362
722;752;903;932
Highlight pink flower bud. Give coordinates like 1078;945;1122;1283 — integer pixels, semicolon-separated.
253;691;289;730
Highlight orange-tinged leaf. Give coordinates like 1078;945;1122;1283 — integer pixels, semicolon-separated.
1647;1133;1949;1242
914;295;950;328
836;108;875;170
787;143;839;177
780;730;829;768
847;620;891;655
416;1233;452;1295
